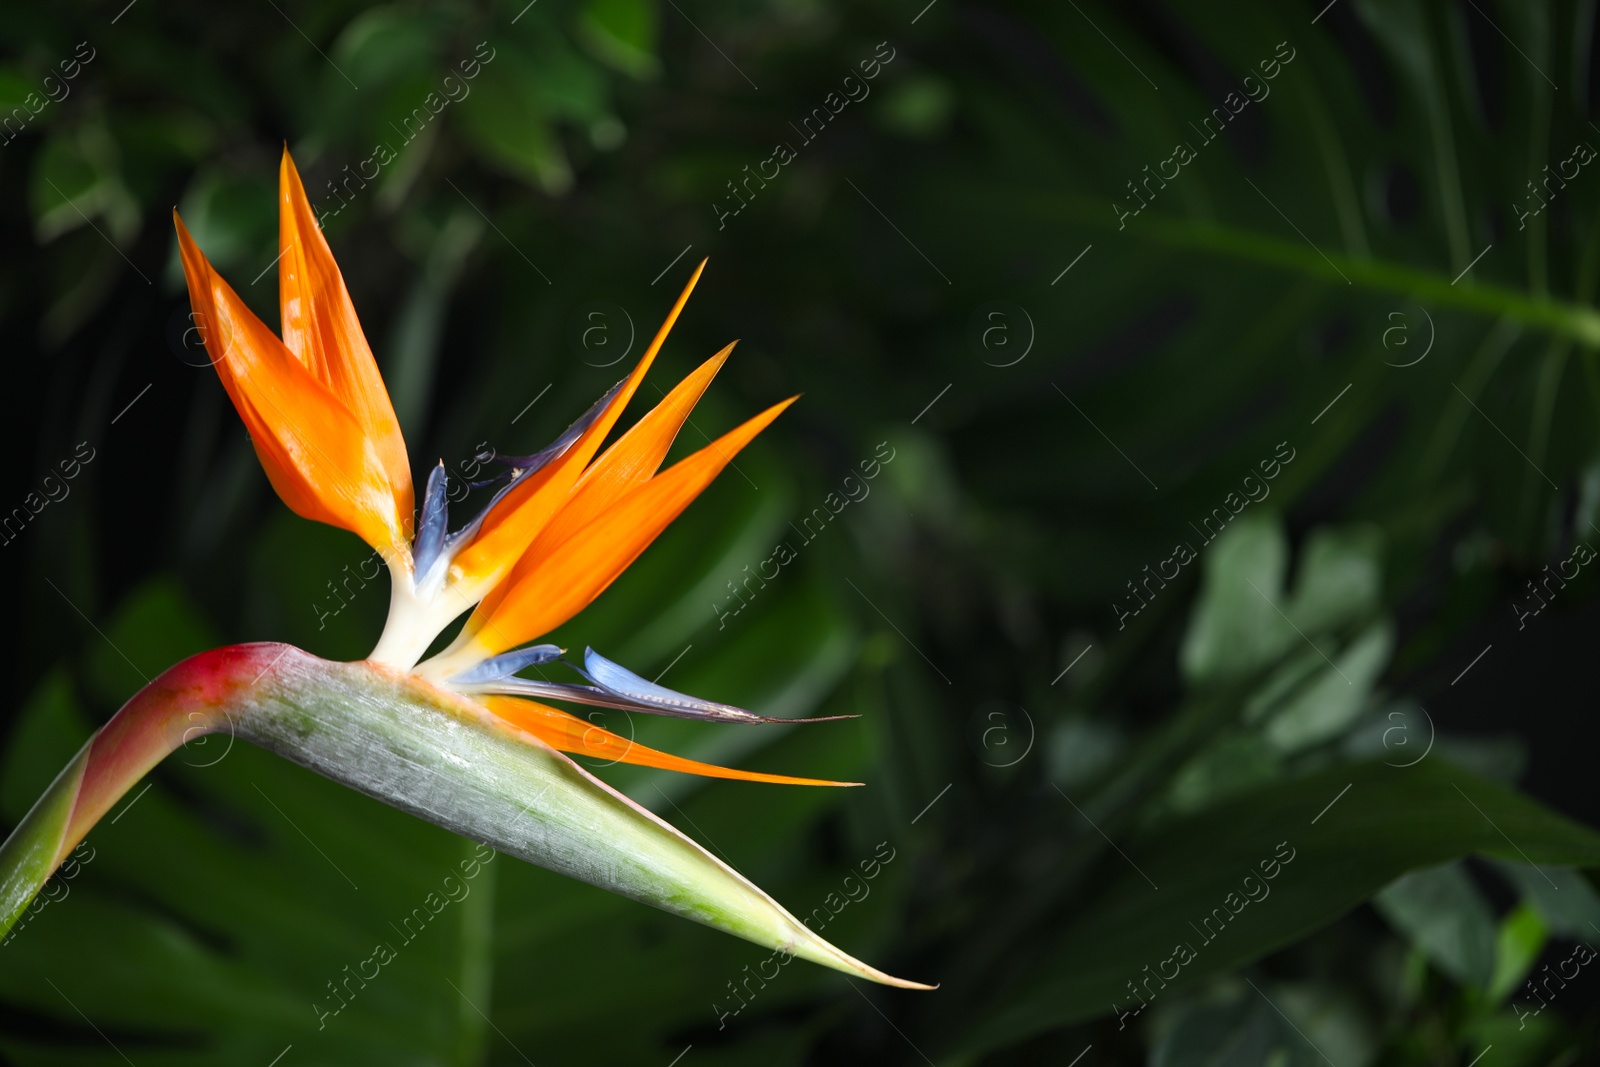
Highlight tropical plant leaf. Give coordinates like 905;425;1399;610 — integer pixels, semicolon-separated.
952;759;1600;1057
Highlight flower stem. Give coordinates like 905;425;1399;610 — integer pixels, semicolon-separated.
0;644;278;936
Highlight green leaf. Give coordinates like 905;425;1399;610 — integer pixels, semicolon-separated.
0;741;87;935
455;51;572;194
575;0;660;79
84;578;220;707
1492;859;1600;939
0;670;88;821
332;7;435;86
30;124;139;244
1167;734;1282;814
1373;861;1497;990
1262;622;1392;753
953;759;1600;1057
1488;901;1548;1003
1282;525;1383;635
1150;994;1281;1067
1180;513;1291;683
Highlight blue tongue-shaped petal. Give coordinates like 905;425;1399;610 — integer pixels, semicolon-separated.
444;378;628;555
450;643;564;685
459;649;853;724
577;648;853;724
494;379;624;481
412;462;451;581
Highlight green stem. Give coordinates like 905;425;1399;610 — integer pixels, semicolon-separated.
0;744;89;935
1011;192;1600;344
0;645;260;936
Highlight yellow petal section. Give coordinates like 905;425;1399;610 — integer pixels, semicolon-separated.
450;261;707;596
174;212;409;554
277;150;413;531
480;696;858;787
464;396;796;656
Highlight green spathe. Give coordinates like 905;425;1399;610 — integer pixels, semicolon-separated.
0;644;930;990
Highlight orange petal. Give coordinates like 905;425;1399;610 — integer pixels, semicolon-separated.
464;395;796;656
175;211;409;554
450;260;707;595
480;696;857;787
278;149;413;531
535;344;732;554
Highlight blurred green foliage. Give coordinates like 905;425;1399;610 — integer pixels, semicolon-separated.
4;0;1600;1063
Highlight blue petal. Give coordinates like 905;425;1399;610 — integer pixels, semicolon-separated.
573;648;854;724
412;461;450;581
494;380;622;473
451;644;565;685
466;654;853;724
447;380;626;550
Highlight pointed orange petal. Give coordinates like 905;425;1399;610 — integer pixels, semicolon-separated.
175;211;409;553
277;149;413;530
451;260;707;595
480;696;857;787
464;396;796;655
536;344;732;554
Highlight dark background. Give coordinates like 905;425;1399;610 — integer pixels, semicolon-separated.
2;0;1600;1063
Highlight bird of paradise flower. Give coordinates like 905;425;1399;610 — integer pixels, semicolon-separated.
0;150;931;991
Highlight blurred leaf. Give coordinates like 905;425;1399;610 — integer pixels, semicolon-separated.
30;124;138;244
0;65;33;98
1263;622;1392;753
84;578;220;708
575;0;660;79
172;165;277;279
456;47;572;195
1374;861;1497;990
955;760;1600;1056
1462;1006;1573;1067
1168;733;1282;813
1046;715;1124;789
1150;994;1281;1067
1180;513;1291;684
1272;982;1377;1067
1492;859;1600;939
876;76;955;140
384;208;484;439
333;6;434;86
1488;901;1548;1003
1283;525;1383;635
1182;517;1386;694
0;669;87;821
